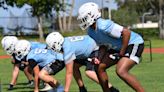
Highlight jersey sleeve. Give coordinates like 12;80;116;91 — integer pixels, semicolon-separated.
63;46;76;64
26;50;37;62
56;52;64;61
109;23;124;38
98;19;123;38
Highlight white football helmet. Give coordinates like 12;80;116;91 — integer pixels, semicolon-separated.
46;32;64;52
77;2;101;30
14;40;31;60
1;36;18;55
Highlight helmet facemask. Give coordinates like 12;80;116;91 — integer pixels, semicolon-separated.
46;32;64;52
15;48;30;60
5;44;15;55
78;14;95;30
1;36;18;55
77;2;101;30
48;41;63;52
15;40;31;60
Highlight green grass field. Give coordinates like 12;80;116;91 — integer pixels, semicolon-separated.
0;53;164;92
0;36;164;92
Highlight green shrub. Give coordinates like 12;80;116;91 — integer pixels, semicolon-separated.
132;28;159;39
61;29;86;37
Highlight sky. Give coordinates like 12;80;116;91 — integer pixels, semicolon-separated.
72;0;118;16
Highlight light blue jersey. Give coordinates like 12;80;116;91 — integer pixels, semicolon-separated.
16;41;47;61
27;48;63;68
62;35;98;64
88;18;144;51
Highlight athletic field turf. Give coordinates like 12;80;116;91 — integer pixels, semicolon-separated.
0;39;164;92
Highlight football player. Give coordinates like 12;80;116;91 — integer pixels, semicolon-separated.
77;2;145;92
46;32;119;92
1;36;34;90
14;40;64;92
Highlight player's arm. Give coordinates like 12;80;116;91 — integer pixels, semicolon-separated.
28;59;39;92
65;61;74;92
89;45;108;64
109;23;130;56
98;45;108;60
11;56;17;64
11;58;15;64
33;65;40;92
21;61;29;65
120;28;130;56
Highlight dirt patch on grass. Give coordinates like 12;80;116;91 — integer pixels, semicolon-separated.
0;48;163;59
144;48;164;54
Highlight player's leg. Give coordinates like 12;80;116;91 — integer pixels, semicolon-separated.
40;83;52;91
73;59;87;92
94;49;118;92
8;64;20;90
39;69;59;88
23;65;34;86
89;47;119;92
39;61;64;91
116;44;144;92
116;58;144;92
19;62;34;86
85;70;115;88
73;62;83;86
85;70;99;83
39;70;64;92
95;63;111;92
85;61;119;91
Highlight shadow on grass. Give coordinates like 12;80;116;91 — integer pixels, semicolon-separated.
17;90;34;92
3;82;28;85
2;84;34;92
16;82;29;85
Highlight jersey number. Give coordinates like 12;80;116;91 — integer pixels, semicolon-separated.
70;36;84;42
34;48;47;54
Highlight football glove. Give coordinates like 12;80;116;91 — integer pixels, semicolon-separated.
109;53;121;62
19;63;26;71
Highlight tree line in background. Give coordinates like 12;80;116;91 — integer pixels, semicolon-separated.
0;0;75;41
113;0;164;39
0;0;164;40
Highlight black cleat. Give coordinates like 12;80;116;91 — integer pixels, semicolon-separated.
79;86;87;92
27;80;34;87
8;84;14;90
110;86;120;92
